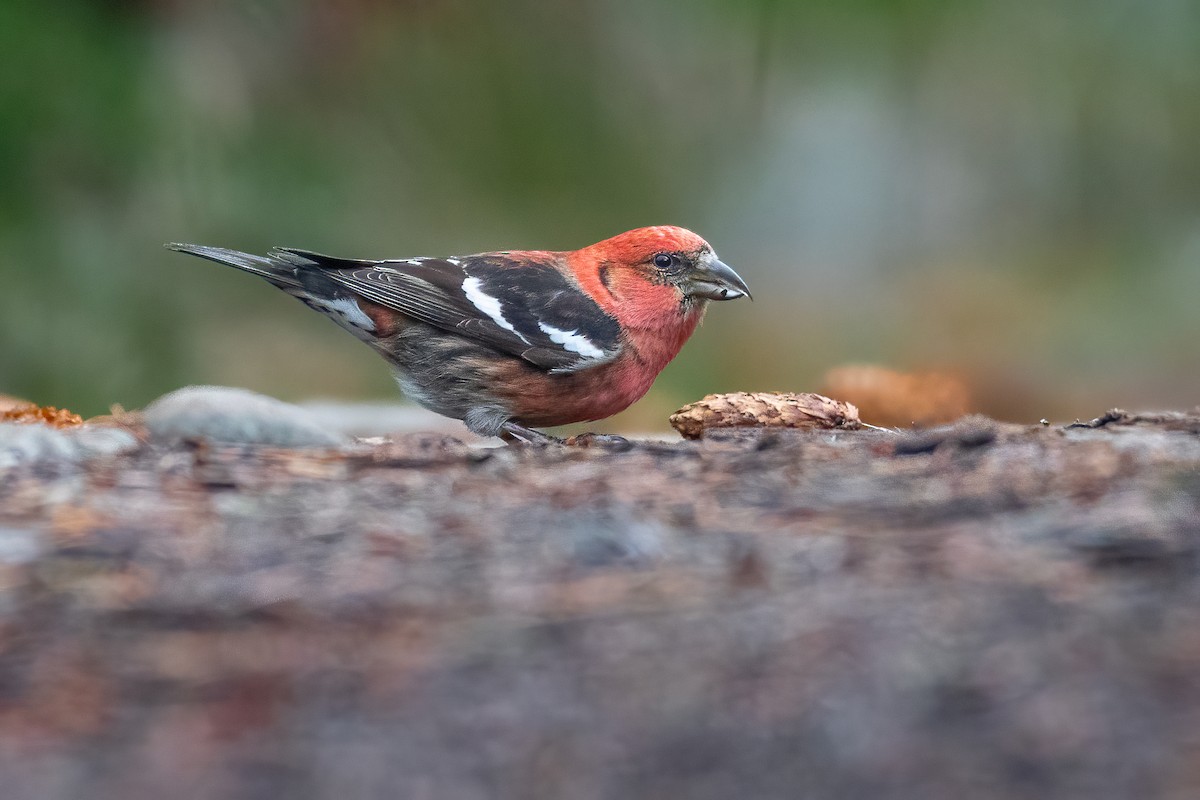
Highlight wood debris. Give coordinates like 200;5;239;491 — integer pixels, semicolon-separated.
0;402;84;428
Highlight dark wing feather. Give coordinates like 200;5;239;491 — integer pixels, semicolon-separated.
273;248;622;372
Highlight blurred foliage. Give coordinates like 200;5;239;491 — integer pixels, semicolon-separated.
1;0;1198;424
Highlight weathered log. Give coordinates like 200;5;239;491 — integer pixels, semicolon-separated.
0;410;1198;799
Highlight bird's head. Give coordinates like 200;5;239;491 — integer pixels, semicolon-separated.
572;226;751;330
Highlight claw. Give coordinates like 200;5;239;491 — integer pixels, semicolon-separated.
500;422;563;446
563;432;633;451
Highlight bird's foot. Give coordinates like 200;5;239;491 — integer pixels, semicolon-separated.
562;432;633;451
497;424;631;450
499;422;563;446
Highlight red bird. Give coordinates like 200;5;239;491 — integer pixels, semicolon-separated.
167;226;750;443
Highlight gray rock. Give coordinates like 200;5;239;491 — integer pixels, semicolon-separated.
143;386;346;447
0;423;76;468
0;423;139;468
71;426;140;458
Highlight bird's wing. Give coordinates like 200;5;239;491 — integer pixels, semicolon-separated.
272;248;623;373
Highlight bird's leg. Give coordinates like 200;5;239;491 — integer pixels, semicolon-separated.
499;422;564;446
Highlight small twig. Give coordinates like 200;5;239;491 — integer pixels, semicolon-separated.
1066;409;1129;430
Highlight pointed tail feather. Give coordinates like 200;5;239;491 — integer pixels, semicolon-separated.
165;243;302;288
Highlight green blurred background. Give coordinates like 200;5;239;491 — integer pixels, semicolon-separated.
2;0;1197;428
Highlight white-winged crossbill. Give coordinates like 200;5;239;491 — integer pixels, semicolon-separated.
166;226;750;443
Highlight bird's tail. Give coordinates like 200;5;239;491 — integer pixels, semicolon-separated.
165;243;303;288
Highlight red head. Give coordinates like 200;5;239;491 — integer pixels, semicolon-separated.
560;226;750;377
569;226;750;331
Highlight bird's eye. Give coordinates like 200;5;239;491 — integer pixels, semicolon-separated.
653;253;673;269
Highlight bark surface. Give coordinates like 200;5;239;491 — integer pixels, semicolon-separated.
1;411;1198;799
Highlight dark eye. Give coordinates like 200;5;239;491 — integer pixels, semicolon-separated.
653;253;673;268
